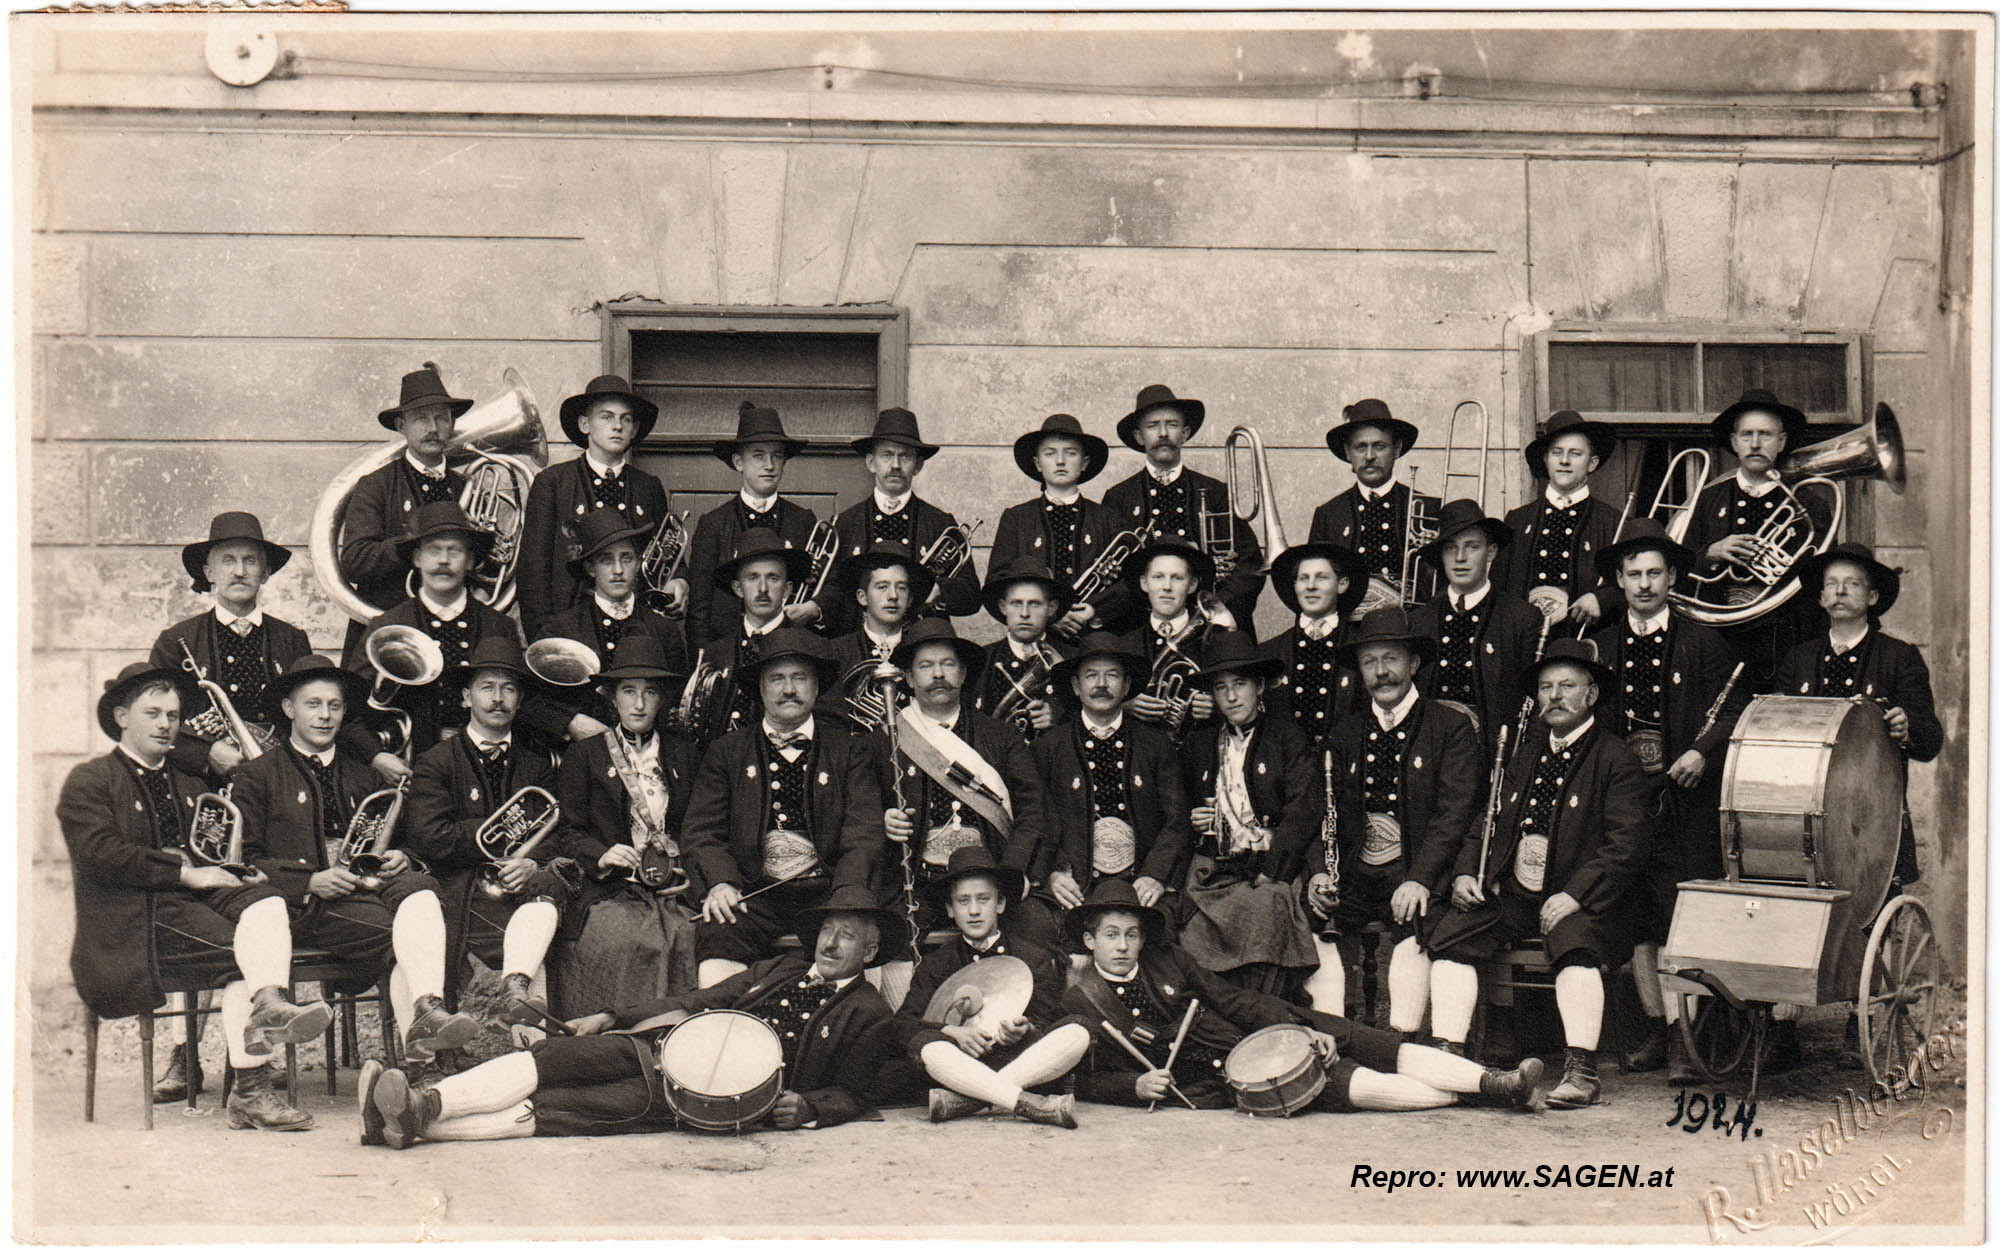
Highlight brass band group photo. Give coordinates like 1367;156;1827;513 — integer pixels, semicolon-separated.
63;360;1948;1152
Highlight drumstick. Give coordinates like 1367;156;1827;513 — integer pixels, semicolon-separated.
1098;1019;1196;1110
733;868;818;906
1149;1000;1200;1113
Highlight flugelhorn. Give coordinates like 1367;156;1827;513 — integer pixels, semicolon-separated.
1064;524;1152;622
836;657;899;732
525;638;601;688
785;521;840;609
641;509;692;612
309;366;548;625
916;518;982;608
338;777;410;891
187;785;265;882
664;649;732;741
177;639;278;761
474;786;561;900
363;625;444;759
992;640;1066;729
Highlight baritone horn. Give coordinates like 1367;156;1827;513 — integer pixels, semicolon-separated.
642;509;692;613
363;625;445;758
474;786;562;900
309;365;548;625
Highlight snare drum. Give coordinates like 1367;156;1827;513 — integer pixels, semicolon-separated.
1223;1024;1327;1118
656;1010;785;1133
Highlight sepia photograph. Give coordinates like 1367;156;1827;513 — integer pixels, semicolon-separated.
12;9;1988;1243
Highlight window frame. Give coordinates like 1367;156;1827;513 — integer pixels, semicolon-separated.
600;301;909;450
1528;324;1872;431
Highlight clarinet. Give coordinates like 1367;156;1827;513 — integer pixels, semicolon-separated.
1691;662;1746;746
878;667;922;963
1314;747;1341;941
1473;725;1513;898
1513;617;1554;748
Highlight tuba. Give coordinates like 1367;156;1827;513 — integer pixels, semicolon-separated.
309;366;548;625
641;508;693;613
363;625;444;759
338;777;410;891
1670;404;1905;629
474;786;561;900
785;521;840;609
525;638;602;688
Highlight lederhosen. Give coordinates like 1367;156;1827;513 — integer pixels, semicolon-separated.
134;753;285;966
448;737;581;977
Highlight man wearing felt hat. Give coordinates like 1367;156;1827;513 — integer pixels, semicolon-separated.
338;362;478;655
1424;639;1652;1109
1309;605;1482;1036
822;545;931;710
1032;631;1192;921
517;374;673;640
1680;389;1836;691
969;558;1078;739
361;883;900;1146
685;400;827;644
697;527;817;738
1492;411;1629;630
990;413;1135;639
1586;518;1746;1082
1309;399;1441;605
1262;540;1372;748
528;506;690;743
677;627;887;987
1100;385;1265;632
876;620;1059;950
867;846;1088;1128
1408;499;1545;745
342;501;523;762
1122;536;1225;738
823;408;982;635
59;661;336;1130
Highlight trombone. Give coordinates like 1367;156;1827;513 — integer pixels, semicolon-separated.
1400;400;1490;608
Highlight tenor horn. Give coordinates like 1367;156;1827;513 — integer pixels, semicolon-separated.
309;366;548;625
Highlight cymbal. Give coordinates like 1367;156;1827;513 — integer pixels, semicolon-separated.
922;955;1033;1029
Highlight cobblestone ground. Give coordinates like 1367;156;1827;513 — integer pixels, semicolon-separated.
18;981;1973;1244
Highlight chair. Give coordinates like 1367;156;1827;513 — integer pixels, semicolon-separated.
82;949;401;1131
1469;941;1624;1063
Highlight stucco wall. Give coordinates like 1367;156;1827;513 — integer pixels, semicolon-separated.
23;19;1977;1010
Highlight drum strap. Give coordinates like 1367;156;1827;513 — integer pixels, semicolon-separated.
895;710;1013;838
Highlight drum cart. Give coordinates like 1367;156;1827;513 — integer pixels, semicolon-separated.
1658;696;1944;1100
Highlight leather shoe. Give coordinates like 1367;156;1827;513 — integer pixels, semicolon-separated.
358;1058;387;1146
243;986;334;1056
405;995;481;1063
1666;1030;1702;1085
1545;1048;1600;1109
1013;1092;1078;1129
225;1062;315;1131
1479;1056;1547;1110
372;1067;435;1150
1623;1017;1668;1072
927;1088;988;1123
153;1049;203;1104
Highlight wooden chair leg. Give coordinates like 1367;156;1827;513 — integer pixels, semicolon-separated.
1361;938;1382;1027
139;1012;155;1132
325;1000;339;1097
378;985;401;1068
284;982;299;1108
183;994;202;1112
83;1011;99;1123
341;997;360;1069
221;1063;234;1105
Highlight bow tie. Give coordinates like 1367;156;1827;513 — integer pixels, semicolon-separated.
769;729;812;751
593;469;624;486
413;463;446;483
800;971;827;990
228;618;255;638
476;740;507;761
1300;618;1336;641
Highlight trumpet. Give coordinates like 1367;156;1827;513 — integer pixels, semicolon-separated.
991;640;1065;730
338;777;410;891
663;649;732;742
525;638;601;688
177;639;278;761
785;521;840;609
363;625;444;760
474;785;561;900
916;518;982;608
641;509;692;612
186;786;265;882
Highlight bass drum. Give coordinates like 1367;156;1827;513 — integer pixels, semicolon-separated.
1223;1024;1326;1117
657;1010;785;1133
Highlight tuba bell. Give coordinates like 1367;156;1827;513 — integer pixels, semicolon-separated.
309;366;548;625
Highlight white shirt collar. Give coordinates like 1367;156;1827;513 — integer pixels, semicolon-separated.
1093;964;1142;985
419;589;470;621
1551;715;1597;752
1735;468;1782;498
1043;486;1081;506
289;737;337;767
1151;610;1191;639
1827;622;1871;655
744;614;784;639
466;728;514;753
116;744;170;773
595;592;636;621
1298;611;1341;640
964;931;1005;955
739;487;778;513
873;488;912;515
1449;581;1492;613
1006;636;1044;661
584;451;628;480
907;703;962;733
1082;712;1125;738
762;715;816;743
212;605;266;630
1544;483;1592;510
807;964;859;991
1372;684;1421;731
1358;479;1396;504
1627;606;1670;636
403;450;448;480
1146;462;1183;487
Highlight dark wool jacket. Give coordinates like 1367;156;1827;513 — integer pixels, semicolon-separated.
233;741;393;905
1313;696;1481;901
554;728;702;915
685;496;823;645
1101;467;1264;631
823;496;982;633
677;722;885;894
868;708;1052;882
1032;716;1192;888
1308;482;1442;591
338;458;467;625
1181;714;1326;884
1410;587;1547;743
989;494;1138;629
516;456;673;640
341;596;522;758
1260;620;1363;749
1492;493;1629;623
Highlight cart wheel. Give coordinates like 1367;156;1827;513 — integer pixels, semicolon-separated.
1674;992;1760;1080
1859;895;1942;1089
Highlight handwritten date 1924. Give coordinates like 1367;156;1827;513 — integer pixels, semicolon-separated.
1665;1089;1760;1140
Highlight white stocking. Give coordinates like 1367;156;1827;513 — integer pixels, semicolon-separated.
431;1050;540;1119
1429;960;1480;1045
994;1024;1091;1091
502;902;560;980
920;1042;1020;1110
392;888;447;1001
1304;937;1346;1016
1386;937;1432;1034
220;980;262;1069
1554;965;1604;1050
231;896;292;992
424;1103;536;1141
388;965;415;1036
1393;1042;1487;1094
1345;1067;1455;1111
871;960;914;1012
698;959;748;989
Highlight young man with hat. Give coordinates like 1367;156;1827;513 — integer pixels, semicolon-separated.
1122;538;1222;737
529;506;690;742
1261;540;1371;748
405;637;581;1043
1309;399;1440;605
823;408;981;635
1178;631;1324;998
1310;605;1482;1032
869;847;1088;1127
59;661;335;1131
338;363;477;654
1100;385;1264;631
686;400;825;643
678;627;887;987
1424;640;1653;1108
343;500;522;760
232;654;485;1076
1586;518;1746;1081
1033;632;1192;920
1063;880;1545;1113
361;886;899;1146
698;527;815;737
990;413;1133;638
825;545;930;683
518;375;671;639
1492;411;1628;630
1409;500;1544;742
1681;389;1835;690
878;620;1059;949
970;558;1077;739
551;633;702;1017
